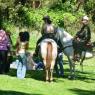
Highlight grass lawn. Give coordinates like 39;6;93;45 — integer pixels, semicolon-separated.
0;56;95;95
0;31;95;95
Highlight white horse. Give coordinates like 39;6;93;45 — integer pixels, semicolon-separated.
56;28;95;79
56;28;76;79
40;39;57;82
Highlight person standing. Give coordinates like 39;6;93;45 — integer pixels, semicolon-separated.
0;28;10;74
16;31;28;79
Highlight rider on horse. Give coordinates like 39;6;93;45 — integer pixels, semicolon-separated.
33;15;62;58
73;15;91;61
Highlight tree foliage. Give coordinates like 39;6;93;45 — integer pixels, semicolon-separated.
0;0;94;32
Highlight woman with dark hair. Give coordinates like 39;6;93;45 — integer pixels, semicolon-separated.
33;15;57;57
19;31;30;42
16;32;28;79
15;31;30;51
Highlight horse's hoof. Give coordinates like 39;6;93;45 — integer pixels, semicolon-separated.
49;78;54;83
45;80;49;83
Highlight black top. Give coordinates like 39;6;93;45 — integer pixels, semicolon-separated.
76;25;91;43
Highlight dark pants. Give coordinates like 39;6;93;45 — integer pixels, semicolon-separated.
55;52;64;77
73;39;86;53
0;50;8;74
73;39;87;61
6;55;13;73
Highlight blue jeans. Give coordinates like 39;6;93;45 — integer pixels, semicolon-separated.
17;53;27;79
55;53;64;77
35;61;44;70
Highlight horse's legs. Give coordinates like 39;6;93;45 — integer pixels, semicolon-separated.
46;69;49;81
80;52;86;72
50;60;55;82
43;60;49;81
68;56;75;79
50;69;53;82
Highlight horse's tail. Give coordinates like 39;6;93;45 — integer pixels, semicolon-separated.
46;42;52;69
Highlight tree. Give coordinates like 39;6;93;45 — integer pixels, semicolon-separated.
75;0;85;11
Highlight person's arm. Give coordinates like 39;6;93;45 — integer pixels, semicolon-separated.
76;30;81;37
85;26;91;43
74;31;80;40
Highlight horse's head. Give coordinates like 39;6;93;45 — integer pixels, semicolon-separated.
56;28;73;47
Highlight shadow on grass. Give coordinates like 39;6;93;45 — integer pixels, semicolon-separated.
56;68;95;82
8;69;64;82
0;90;43;95
26;68;95;82
8;69;17;77
8;69;45;81
69;88;95;95
26;70;45;81
7;67;95;83
76;73;95;83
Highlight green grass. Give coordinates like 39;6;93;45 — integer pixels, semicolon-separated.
0;57;95;95
0;31;95;95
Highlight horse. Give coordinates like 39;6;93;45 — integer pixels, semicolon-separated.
56;28;95;79
40;39;57;82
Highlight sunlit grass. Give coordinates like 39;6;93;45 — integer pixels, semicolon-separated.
1;30;95;95
0;57;95;95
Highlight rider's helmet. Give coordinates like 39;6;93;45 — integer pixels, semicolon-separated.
82;15;89;25
82;16;89;21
